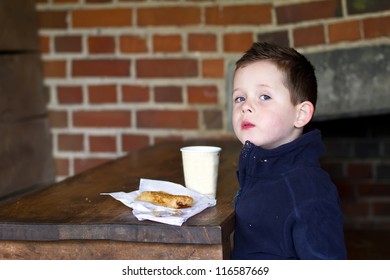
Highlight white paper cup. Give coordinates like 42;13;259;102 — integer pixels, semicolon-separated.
180;146;221;199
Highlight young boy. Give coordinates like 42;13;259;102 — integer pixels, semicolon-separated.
231;42;347;259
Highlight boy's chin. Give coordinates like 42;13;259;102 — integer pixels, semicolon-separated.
240;137;258;146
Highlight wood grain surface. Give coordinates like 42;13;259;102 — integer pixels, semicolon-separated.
0;139;241;259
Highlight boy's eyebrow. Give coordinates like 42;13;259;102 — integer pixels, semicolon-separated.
232;88;243;95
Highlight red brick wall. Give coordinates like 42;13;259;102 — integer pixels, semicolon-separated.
35;0;390;229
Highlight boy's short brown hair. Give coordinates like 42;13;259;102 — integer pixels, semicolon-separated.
235;42;317;109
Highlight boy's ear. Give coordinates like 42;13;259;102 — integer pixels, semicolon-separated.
294;101;314;128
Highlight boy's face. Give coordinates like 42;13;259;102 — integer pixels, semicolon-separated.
232;60;302;149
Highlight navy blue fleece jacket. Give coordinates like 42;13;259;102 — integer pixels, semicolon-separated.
231;129;347;260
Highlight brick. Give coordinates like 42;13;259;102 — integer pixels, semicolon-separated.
88;36;115;54
137;110;198;129
223;33;253;53
54;35;82;53
49;110;68;128
55;158;69;177
358;183;390;198
58;134;84;151
293;25;325;47
342;201;370;217
85;0;111;3
120;35;148;53
353;220;390;229
323;139;354;158
121;134;149;152
54;0;78;3
321;161;345;180
72;8;132;28
373;202;390;217
276;0;342;24
88;84;117;104
363;16;390;39
154;86;182;103
347;0;390;15
376;163;390;180
89;135;117;152
74;157;112;174
153;35;182;53
122;85;149;102
353;140;380;158
137;7;201;26
257;30;290;47
188;85;218;104
72;59;130;77
206;4;272;25
202;59;224;78
73;110;131;127
347;163;373;180
37;11;68;29
154;135;183;144
136;59;198;78
43;60;67;78
328;20;361;43
188;34;217;52
57;86;83;104
383;140;390;157
39;35;50;54
203;109;223;130
335;183;354;200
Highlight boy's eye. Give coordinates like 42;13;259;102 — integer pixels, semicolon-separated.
234;96;245;103
260;95;271;101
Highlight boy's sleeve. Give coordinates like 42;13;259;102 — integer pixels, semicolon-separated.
292;200;347;260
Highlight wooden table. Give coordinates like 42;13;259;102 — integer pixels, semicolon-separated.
0;139;242;260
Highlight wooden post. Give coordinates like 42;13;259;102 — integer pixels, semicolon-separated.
0;0;55;200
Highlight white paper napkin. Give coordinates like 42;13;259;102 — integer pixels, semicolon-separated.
101;178;216;226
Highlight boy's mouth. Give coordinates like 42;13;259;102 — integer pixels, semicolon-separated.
241;121;255;129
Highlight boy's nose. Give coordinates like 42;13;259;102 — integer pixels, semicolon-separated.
241;101;254;113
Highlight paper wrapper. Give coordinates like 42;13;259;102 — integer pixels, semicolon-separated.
101;178;216;226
